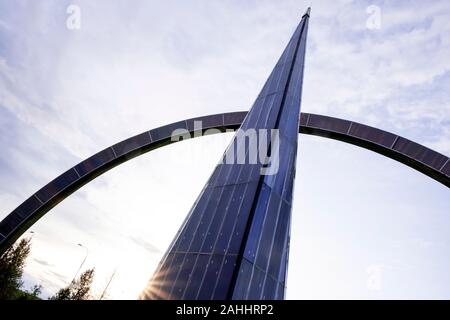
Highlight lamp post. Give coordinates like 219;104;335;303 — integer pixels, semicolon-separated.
99;267;118;300
70;243;88;284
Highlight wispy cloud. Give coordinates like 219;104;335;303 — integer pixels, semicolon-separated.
33;258;54;267
128;236;161;255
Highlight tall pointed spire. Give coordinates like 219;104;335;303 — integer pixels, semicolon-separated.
141;8;310;300
305;7;311;17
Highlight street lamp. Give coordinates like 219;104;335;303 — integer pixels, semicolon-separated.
99;267;118;300
70;243;89;284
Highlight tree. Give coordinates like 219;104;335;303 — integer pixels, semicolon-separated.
28;284;42;298
0;238;31;299
50;268;95;300
15;284;42;300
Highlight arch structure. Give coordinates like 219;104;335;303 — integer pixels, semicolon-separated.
0;111;448;254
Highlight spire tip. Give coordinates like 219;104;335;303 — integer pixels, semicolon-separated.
303;7;311;17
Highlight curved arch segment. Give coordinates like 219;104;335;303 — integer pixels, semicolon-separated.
0;112;449;253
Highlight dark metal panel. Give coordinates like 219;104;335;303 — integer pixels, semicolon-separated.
13;195;42;219
393;137;448;170
160;253;185;299
142;250;175;299
258;92;284;130
263;136;296;201
299;112;309;126
275;283;285;300
175;187;213;252
307;113;351;134
182;254;210;299
441;160;450;176
200;186;234;253
244;183;271;263
35;168;80;203
196;254;224;299
112;132;151;158
74;148;116;178
262;276;277;300
0;213;23;236
231;258;253;299
169;253;196;299
186;114;224;131
268;199;290;279
247;266;266;299
212;255;237;300
348;122;397;148
279;94;302;141
214;182;259;254
227;181;259;255
255;191;282;271
189;187;222;253
223;112;247;126
149;121;188;142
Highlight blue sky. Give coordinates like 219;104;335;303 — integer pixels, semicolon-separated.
0;0;449;299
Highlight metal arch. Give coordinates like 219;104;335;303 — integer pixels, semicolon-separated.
0;111;449;254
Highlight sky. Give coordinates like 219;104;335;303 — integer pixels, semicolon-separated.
0;0;449;299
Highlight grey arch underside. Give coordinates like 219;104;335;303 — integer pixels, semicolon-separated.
0;112;449;254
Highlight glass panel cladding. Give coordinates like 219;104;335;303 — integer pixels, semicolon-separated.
140;8;310;300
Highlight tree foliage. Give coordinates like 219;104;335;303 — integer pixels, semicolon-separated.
0;237;35;300
1;237;96;300
50;268;95;300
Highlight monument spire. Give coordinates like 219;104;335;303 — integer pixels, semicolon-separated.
141;8;310;300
